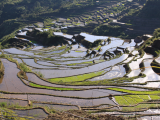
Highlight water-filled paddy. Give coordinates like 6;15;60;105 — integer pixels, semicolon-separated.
4;94;116;107
33;54;128;78
14;109;48;120
22;59;58;69
1;31;160;118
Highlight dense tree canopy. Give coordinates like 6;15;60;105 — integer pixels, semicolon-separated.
137;0;160;18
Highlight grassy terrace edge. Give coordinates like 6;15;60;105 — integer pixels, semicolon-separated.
48;70;105;83
107;88;160;95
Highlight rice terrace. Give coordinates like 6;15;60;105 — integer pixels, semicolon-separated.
0;0;160;119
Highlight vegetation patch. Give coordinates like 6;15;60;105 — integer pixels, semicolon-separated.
18;63;32;72
122;103;160;112
67;60;105;66
0;59;4;79
29;82;81;91
108;88;160;95
48;71;105;83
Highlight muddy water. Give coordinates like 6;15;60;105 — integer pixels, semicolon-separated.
138;116;160;120
14;109;48;120
1;59;125;98
62;51;86;57
33;54;128;78
4;48;34;56
55;57;83;61
58;56;101;65
46;49;65;54
99;109;160;119
4;94;116;107
0;98;28;106
27;73;147;91
13;58;23;63
26;73;119;89
17;55;31;58
36;61;58;66
90;65;126;81
22;59;57;69
33;103;78;111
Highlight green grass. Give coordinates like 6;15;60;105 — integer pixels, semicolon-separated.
29;82;80;91
18;63;32;72
30;40;37;43
75;51;83;52
115;95;144;106
114;96;130;106
107;88;160;95
122;103;160;112
57;47;70;55
129;95;144;103
63;75;141;86
34;71;44;78
138;95;150;101
67;60;105;66
123;95;138;105
48;71;105;83
95;45;101;50
150;95;160;100
43;58;54;61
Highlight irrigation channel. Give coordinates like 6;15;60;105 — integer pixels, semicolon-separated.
1;30;160;119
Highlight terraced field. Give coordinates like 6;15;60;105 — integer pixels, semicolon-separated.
1;24;160;119
0;0;160;119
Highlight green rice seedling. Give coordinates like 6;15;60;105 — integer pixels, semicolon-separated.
123;95;138;105
138;95;150;101
48;71;105;83
129;95;144;103
107;88;160;95
29;82;80;91
149;95;160;100
114;96;130;106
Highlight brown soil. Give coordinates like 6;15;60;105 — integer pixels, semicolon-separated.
45;110;125;120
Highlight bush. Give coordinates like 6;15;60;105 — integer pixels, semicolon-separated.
18;63;32;72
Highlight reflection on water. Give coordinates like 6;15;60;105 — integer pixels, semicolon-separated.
90;65;126;81
0;99;27;106
33;103;79;111
14;109;48;120
5;94;116;107
33;54;128;78
132;59;160;83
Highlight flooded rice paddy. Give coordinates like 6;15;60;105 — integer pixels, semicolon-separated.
1;32;160;119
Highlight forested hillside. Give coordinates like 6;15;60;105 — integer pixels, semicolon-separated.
137;0;160;18
0;0;86;24
0;0;122;24
0;0;123;41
